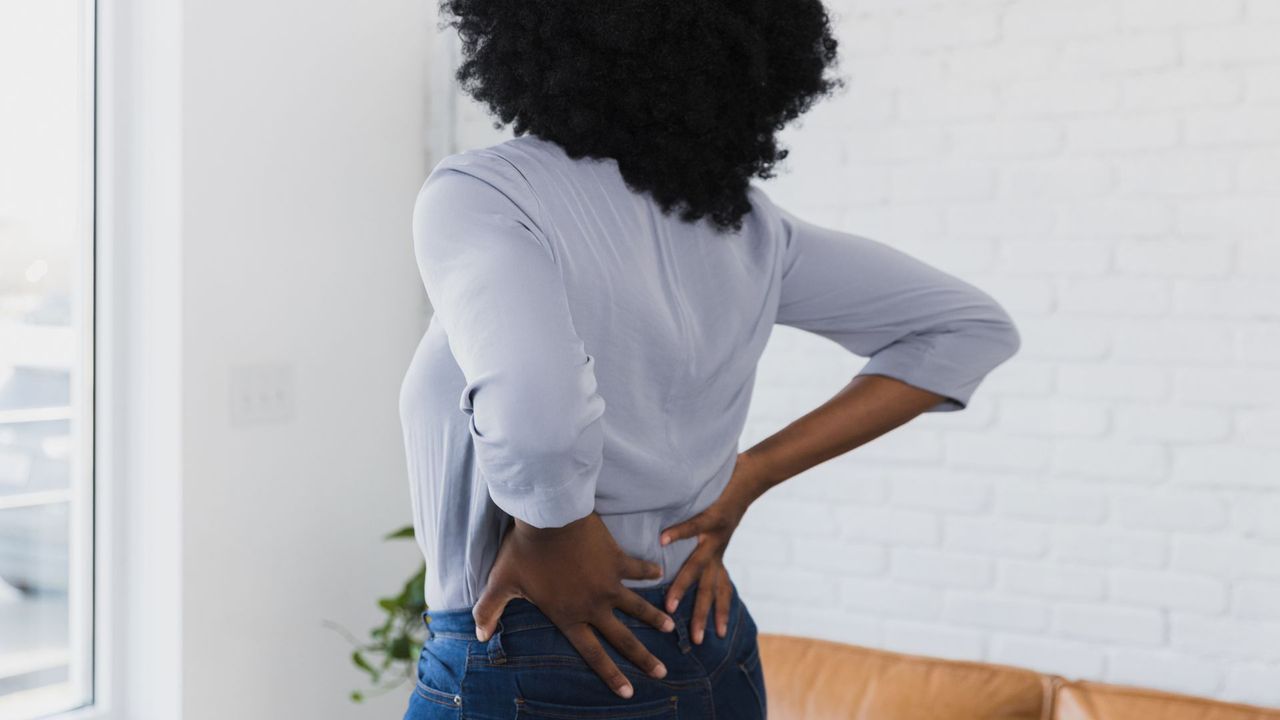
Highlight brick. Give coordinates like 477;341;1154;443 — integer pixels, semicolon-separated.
1054;440;1167;482
1172;536;1280;581
1114;405;1232;443
989;635;1106;678
1237;323;1280;363
1014;317;1111;361
982;362;1055;396
1058;365;1169;401
1114;241;1232;278
1176;197;1280;234
857;127;947;163
1061;201;1173;235
835;506;941;547
1250;0;1280;20
744;567;840;606
891;548;996;589
1172;614;1280;661
1188;109;1280;146
793;538;888;575
946;204;1058;237
781;608;883;648
1060;277;1170;315
995;485;1109;523
888;474;992;514
1000;241;1111;276
1176;368;1280;406
1005;78;1122;117
1004;1;1119;40
1185;25;1280;64
999;398;1109;437
1117;154;1236;196
1238;410;1280;449
1238;239;1280;278
1110;320;1234;361
1121;0;1243;27
788;464;887;503
949;45;1056;83
1110;569;1228;613
883;620;986;661
1225;664;1280;707
1108;650;1224;696
1053;526;1168;568
944;592;1050;632
1004;160;1115;200
1174;445;1280;488
891;165;997;201
945;432;1052;471
890;9;1000;50
1001;560;1108;601
1236;581;1280;621
1175;279;1280;319
1068;116;1181;152
1114;492;1229;532
840;577;943;620
945;517;1051;558
1055;603;1166;644
1061;35;1179;74
1124;70;1244;111
950;123;1062;158
899;87;999;122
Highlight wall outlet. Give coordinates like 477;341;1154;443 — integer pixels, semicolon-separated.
228;364;296;427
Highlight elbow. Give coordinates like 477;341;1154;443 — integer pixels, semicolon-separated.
464;377;606;462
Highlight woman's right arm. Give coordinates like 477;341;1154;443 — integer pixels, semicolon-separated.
661;201;1021;641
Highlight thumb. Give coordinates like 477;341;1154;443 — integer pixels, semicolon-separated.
660;513;708;546
472;581;518;642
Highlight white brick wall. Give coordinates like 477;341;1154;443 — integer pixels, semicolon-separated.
446;0;1280;707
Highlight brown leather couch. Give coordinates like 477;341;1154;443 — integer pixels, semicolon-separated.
759;634;1280;720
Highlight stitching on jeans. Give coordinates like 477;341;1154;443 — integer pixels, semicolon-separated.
513;695;678;719
470;654;708;690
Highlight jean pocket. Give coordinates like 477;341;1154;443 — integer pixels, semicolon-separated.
514;695;680;719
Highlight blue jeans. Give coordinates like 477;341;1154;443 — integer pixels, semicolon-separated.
403;583;767;719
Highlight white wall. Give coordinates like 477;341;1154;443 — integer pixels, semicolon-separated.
449;0;1280;708
105;0;438;718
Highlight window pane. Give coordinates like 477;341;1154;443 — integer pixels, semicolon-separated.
0;0;95;717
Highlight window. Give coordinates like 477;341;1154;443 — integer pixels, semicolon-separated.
0;0;96;717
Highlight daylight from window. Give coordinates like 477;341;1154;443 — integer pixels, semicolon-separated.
0;1;95;718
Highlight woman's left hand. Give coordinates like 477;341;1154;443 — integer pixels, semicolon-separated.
659;452;770;644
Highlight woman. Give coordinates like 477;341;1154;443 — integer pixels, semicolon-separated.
399;0;1020;716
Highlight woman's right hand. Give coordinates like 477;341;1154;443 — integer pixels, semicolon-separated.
473;512;676;699
659;451;770;645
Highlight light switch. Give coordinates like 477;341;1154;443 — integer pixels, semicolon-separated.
228;363;296;426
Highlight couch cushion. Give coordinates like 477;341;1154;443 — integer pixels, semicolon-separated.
758;634;1052;720
1056;681;1280;720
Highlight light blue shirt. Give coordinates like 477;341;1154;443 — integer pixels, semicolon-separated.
400;135;1020;610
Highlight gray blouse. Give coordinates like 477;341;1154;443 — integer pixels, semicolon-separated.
400;135;1019;611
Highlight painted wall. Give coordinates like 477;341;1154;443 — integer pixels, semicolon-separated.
448;0;1280;707
178;1;435;717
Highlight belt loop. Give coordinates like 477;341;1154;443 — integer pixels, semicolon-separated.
486;620;507;664
674;612;692;654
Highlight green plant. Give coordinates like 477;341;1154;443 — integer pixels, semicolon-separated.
325;526;428;702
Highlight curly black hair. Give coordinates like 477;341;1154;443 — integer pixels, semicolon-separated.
442;0;842;232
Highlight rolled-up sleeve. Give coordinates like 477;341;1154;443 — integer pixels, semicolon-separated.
411;155;604;527
774;204;1020;411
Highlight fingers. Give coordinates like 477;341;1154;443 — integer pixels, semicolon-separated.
620;555;663;581
664;547;705;613
565;624;635;699
691;566;715;645
660;514;706;546
598;615;668;680
714;568;732;638
617;588;675;633
472;582;518;643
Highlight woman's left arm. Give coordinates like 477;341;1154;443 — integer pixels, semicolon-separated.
661;202;1021;642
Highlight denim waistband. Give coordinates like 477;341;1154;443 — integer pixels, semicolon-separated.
423;582;713;641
